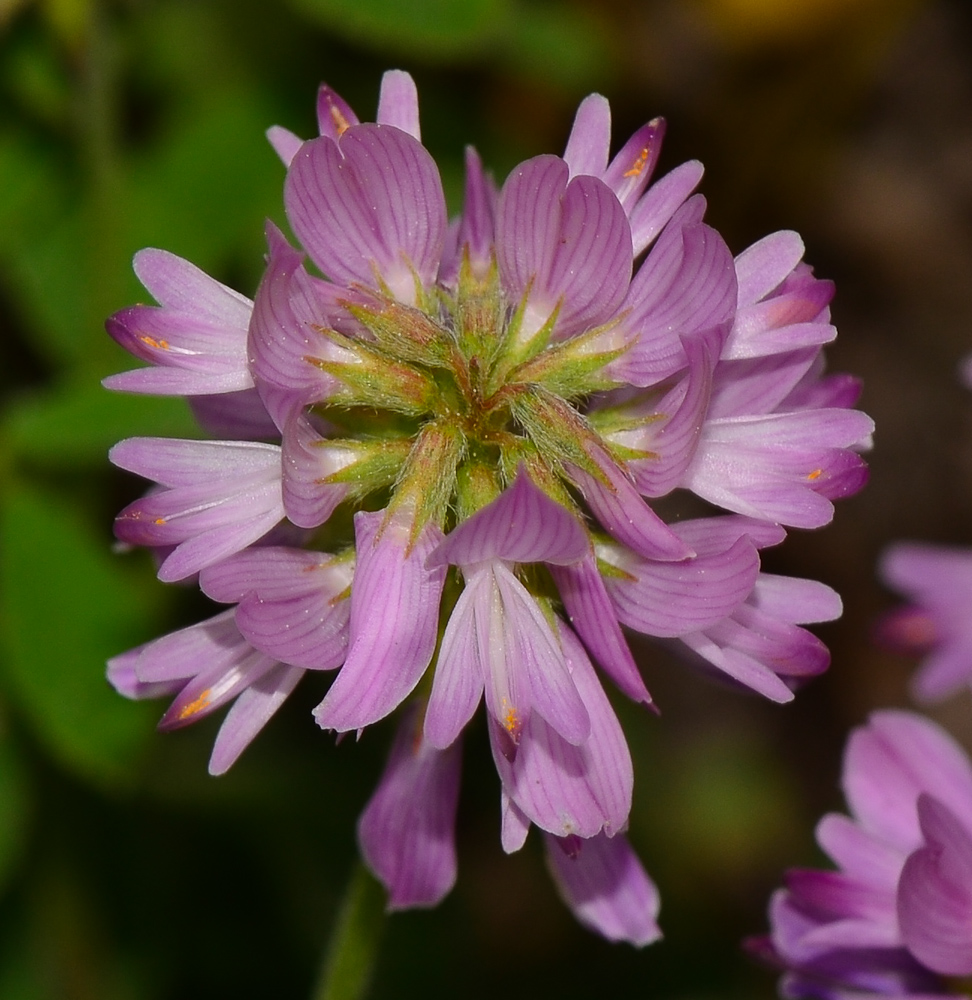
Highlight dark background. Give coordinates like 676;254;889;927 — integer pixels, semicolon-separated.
1;0;971;996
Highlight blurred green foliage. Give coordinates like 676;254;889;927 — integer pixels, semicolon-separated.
0;0;947;997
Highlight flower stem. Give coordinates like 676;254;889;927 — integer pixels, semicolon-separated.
311;861;387;1000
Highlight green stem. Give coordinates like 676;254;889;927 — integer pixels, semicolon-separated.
310;862;387;1000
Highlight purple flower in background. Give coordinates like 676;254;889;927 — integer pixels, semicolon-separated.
878;543;972;702
104;70;870;942
751;711;972;997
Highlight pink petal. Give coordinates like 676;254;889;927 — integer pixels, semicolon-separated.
376;69;421;139
358;704;462;910
285;124;447;301
313;511;446;732
208;664;305;775
428;471;589;569
545;833;662;947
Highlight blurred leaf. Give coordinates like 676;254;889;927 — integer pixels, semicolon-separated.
5;379;199;467
39;0;92;49
0;481;166;788
286;0;511;59
126;87;284;284
501;3;612;92
0;732;28;896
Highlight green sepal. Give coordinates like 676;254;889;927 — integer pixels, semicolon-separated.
319;438;413;501
346;292;458;371
509;386;605;483
454;458;501;521
452;253;506;367
509;323;627;400
309;328;437;416
497;437;579;515
390;420;465;535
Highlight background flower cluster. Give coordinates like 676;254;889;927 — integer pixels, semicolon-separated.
2;0;972;998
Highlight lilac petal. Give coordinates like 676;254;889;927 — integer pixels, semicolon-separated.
105;306;252;390
247;223;346;406
424;574;486;749
601;535;759;638
315;83;360;140
613;205;736;386
882;542;972;603
285;125;447;301
844;711;972;852
376;69;421;139
115;475;284;583
188;389;278;441
707;348;819;420
680;631;796;702
313;511;446;732
669;514;786;554
266;125;303;166
500;791;531;853
133;249;252;327
358;704;462;910
488;564;590;747
450;146;496;278
428;472;589;569
563;94;611;179
280;413;352;528
497;158;632;341
912;641;972;703
734;231;806;306
135;610;239;683
626;328;720;497
490;624;631;839
236;590;349;671
545;833;662;947
568;452;692;561
110;437;280;488
899;795;972;976
199;545;350;603
550;554;653;706
628;160;704;256
208;664;304;775
705;602;831;678
816;813;905;886
107;647;183;700
105;305;250;365
158;646;277;731
602;118;666;213
103;366;248;396
684;409;874;528
785;869;899;929
751;573;842;623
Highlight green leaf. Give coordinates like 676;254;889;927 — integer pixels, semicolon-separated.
5;379;200;467
501;3;613;92
286;0;511;59
0;481;170;788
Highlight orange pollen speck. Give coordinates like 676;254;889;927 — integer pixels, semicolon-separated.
178;689;212;720
330;104;350;135
503;705;520;735
623;147;650;178
807;468;823;481
153;517;167;525
139;335;169;350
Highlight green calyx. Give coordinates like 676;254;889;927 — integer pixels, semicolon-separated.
310;257;635;535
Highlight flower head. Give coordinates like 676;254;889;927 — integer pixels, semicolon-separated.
105;70;870;942
751;711;972;998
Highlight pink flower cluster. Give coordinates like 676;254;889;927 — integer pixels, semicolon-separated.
753;712;972;999
105;70;870;942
